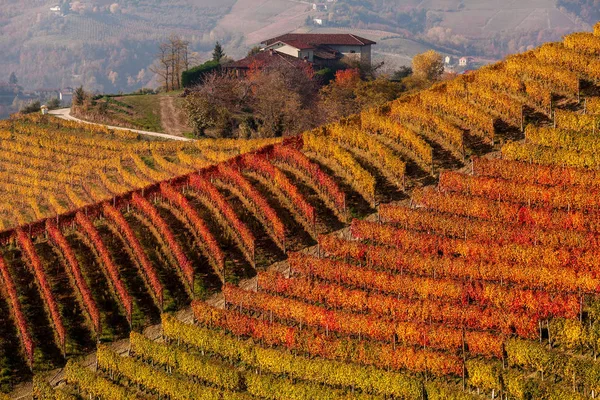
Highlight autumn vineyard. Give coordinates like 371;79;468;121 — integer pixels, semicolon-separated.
0;22;600;400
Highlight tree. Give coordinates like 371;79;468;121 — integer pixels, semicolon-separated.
249;62;319;137
8;72;17;85
183;61;320;138
150;35;190;92
183;72;250;137
212;42;225;63
47;98;61;110
320;70;404;121
391;66;413;81
181;61;220;88
150;42;171;91
247;46;262;57
169;35;190;90
412;50;444;82
21;101;40;114
73;86;86;106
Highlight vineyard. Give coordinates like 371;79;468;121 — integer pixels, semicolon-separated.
3;21;600;400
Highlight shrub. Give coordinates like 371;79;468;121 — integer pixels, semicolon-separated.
181;61;220;88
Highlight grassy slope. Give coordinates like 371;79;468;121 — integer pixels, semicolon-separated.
78;92;190;135
115;95;163;133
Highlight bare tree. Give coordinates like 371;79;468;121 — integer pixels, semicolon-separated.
151;35;191;92
150;41;171;91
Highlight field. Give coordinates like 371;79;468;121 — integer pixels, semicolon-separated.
2;21;600;400
75;93;192;136
2;0;590;94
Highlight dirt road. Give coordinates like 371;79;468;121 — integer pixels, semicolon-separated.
49;108;193;142
159;95;190;137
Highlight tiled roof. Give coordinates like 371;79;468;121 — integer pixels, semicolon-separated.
225;50;311;70
262;33;376;47
272;39;315;50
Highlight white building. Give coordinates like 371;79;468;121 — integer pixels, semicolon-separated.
261;33;376;67
60;88;74;106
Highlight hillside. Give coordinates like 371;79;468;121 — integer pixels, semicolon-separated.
73;93;192;136
1;0;593;95
0;21;599;399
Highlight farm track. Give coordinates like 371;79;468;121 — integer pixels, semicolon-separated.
48;108;192;142
159;95;189;137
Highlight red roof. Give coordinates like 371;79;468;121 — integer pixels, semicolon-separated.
262;33;376;47
272;39;315;50
225;50;311;70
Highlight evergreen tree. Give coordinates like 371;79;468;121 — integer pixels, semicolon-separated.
212;42;225;63
73;86;86;106
8;72;17;85
247;46;262;57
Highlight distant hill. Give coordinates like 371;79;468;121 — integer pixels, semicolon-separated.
0;0;592;93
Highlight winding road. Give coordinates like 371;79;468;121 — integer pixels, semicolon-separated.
49;108;193;142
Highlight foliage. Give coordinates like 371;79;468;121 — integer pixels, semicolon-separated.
412;50;444;82
46;220;101;334
73;86;86;107
212;42;225;63
303;132;376;205
240;153;315;233
159;182;225;278
162;314;424;398
76;211;133;324
130;331;243;390
189;174;255;264
320;74;404;122
16;229;66;352
214;163;286;249
131;193;195;293
271;144;346;218
392;66;413;81
195;298;463;375
181;60;221;88
21;101;41;114
103;203;164;307
64;360;135;400
0;255;34;368
47;98;61;110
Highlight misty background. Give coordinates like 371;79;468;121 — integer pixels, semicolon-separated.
0;0;597;116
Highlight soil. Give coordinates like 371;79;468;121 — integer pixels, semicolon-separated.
159;95;189;137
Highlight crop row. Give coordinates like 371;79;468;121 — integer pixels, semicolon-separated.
319;234;600;293
287;252;579;318
257;270;538;337
223;284;503;357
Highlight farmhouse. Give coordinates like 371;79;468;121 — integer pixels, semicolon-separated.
60;88;74;106
260;33;376;67
223;49;313;77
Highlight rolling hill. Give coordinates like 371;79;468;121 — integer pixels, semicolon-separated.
0;21;600;399
0;0;593;95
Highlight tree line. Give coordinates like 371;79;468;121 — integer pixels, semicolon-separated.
181;45;446;139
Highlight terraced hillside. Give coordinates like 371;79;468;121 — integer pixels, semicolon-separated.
3;21;600;400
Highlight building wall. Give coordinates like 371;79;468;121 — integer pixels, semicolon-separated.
265;42;372;65
270;44;314;62
298;50;314;62
328;44;371;65
360;44;372;66
60;94;73;106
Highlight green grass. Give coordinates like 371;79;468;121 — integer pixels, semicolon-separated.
116;95;163;132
